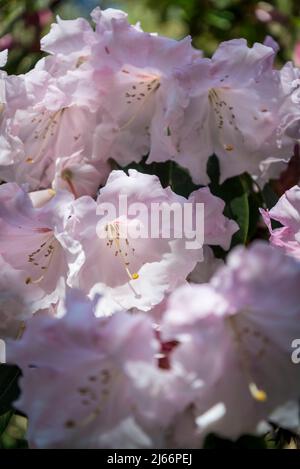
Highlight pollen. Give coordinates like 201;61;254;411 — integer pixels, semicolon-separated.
224;144;234;151
60;168;78;198
249;383;267;402
76;56;87;68
61;168;73;181
131;272;139;280
26;157;34;163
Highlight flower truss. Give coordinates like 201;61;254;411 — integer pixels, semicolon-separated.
1;7;300;449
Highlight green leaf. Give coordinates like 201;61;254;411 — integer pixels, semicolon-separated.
208;157;249;247
262;183;280;210
207;154;220;186
0;410;13;436
0;365;21;416
226;175;249;246
118;157;199;198
247;192;262;242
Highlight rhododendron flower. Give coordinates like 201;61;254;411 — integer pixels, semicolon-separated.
40;8;196;167
162;242;300;443
0;255;44;339
89;12;195;166
0;49;106;191
7;289;182;449
0;49;7;107
187;246;224;284
40;15;96;59
0;183;77;311
66;169;237;313
0;98;102;191
71;6;196;168
2;3;300;451
52;150;110;198
0;68;52;168
0;50;26;168
8;242;300;448
276;62;300;144
40;8;127;59
261;185;300;260
0;49;7;67
148;39;294;184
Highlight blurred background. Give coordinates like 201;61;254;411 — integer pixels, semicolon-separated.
1;0;300;75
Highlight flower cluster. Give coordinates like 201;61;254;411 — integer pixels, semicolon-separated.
1;7;300;448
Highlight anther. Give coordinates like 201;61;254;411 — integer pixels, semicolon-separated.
249;383;267;402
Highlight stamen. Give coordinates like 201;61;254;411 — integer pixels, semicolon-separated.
25;235;56;285
16;322;26;340
119;72;161;131
208;88;244;147
61;168;78;198
229;317;267;403
249;383;267;402
75;56;87;68
27;109;65;164
106;222;139;281
65;368;121;430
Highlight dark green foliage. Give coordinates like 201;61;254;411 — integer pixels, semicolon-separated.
0;365;21;416
204;432;268;449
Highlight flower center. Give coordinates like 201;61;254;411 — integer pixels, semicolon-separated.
228;316;268;402
105;220;139;281
208;88;240;152
61;168;79;198
119;68;161;131
64;367;122;430
25;232;58;285
25;109;65;165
